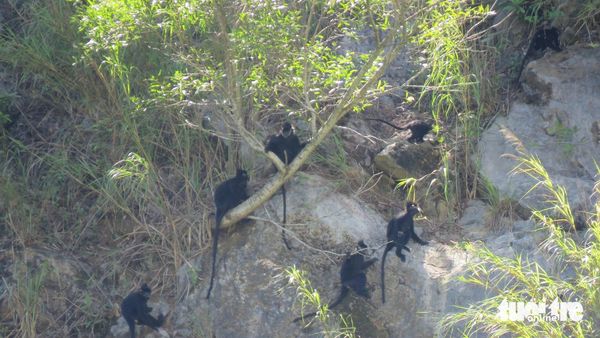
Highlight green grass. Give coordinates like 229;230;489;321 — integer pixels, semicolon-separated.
503;0;562;25
283;266;356;338
311;132;351;178
577;1;600;36
407;0;497;212
7;261;49;337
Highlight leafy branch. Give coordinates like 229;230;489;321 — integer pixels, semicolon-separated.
218;5;406;229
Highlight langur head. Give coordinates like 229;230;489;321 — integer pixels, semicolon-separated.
405;201;421;216
281;122;293;137
235;169;249;186
141;283;151;299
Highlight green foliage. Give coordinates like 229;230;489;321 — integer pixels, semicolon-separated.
312;132;350;175
411;0;494;209
0;0;88;111
397;177;418;202
396;169;443;204
0;93;11;128
284;266;356;338
75;0;206;95
503;0;562;25
0;112;10;128
7;261;49;337
417;1;487;122
1;148;52;245
546;120;577;156
577;0;600;32
0;0;400;241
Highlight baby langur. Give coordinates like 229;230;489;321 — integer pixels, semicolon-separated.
381;202;428;303
294;240;377;323
206;169;250;299
121;283;166;338
265;122;307;250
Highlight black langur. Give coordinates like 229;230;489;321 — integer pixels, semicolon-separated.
265;122;305;164
293;240;377;323
206;169;249;299
121;283;166;338
381;202;428;303
265;122;307;250
518;26;562;80
528;27;561;55
364;118;433;143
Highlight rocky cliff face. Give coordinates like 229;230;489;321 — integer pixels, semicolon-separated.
153;175;542;338
479;46;600;212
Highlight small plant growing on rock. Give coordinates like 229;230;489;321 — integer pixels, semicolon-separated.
282;266;356;338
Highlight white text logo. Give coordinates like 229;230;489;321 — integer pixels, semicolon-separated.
496;298;583;322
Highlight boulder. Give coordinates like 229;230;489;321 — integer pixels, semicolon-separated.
374;141;440;180
479;46;600;211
